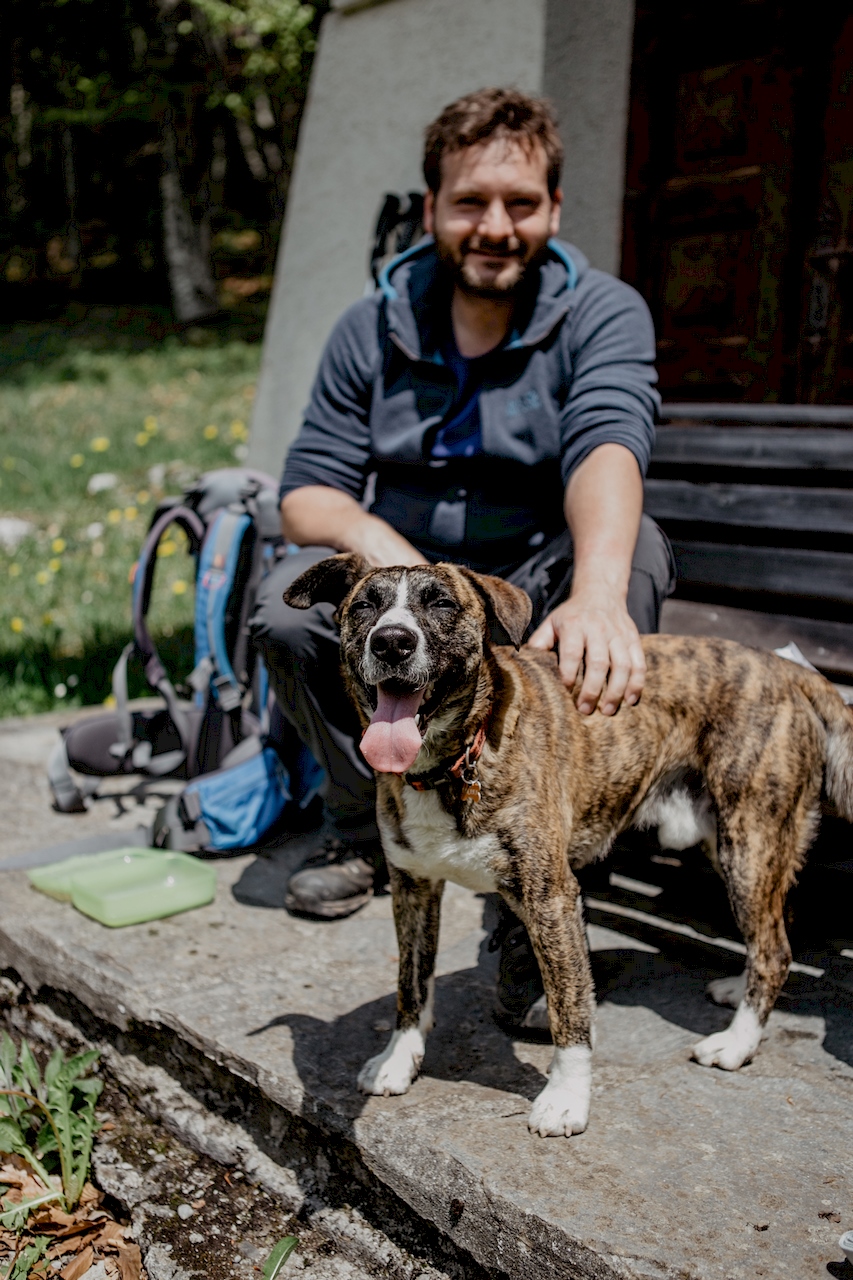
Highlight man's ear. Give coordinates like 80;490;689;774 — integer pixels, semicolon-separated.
283;553;370;609
458;569;532;649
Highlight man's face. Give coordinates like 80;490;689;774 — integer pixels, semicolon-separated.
423;136;562;298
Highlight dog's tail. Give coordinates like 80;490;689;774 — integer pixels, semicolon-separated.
794;666;853;820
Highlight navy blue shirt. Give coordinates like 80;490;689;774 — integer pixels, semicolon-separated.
431;337;484;460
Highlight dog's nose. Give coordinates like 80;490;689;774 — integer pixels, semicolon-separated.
370;625;418;666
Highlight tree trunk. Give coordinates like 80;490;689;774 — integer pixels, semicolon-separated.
160;114;219;323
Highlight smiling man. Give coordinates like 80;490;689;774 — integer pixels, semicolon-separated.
251;87;674;1027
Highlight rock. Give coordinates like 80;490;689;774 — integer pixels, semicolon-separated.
79;1264;109;1280
237;1241;264;1262
86;473;118;495
188;1232;204;1244
177;1203;193;1220
0;516;33;553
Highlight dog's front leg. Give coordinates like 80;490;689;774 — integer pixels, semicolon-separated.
357;866;444;1097
516;876;595;1137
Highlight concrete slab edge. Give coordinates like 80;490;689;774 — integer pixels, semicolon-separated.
0;921;678;1280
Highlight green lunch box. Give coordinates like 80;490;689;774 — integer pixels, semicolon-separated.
29;848;217;927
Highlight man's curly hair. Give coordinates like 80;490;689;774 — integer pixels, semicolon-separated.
423;88;563;197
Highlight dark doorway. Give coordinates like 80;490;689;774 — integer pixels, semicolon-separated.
622;1;853;404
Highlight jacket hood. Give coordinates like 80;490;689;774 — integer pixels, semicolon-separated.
378;236;588;363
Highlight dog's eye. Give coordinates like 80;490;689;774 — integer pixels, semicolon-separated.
430;597;456;611
349;598;375;614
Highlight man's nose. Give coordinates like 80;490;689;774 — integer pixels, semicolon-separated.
370;625;418;665
478;198;515;243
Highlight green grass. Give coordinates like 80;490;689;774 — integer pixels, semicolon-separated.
0;316;263;717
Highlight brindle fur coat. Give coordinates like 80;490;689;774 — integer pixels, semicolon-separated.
284;554;853;1137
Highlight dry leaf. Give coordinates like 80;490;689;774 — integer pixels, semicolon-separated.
190;1199;205;1209
61;1244;95;1280
79;1183;104;1207
115;1242;142;1280
99;1122;116;1132
94;1221;128;1251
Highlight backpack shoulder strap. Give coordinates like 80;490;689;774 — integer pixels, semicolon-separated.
110;505;205;763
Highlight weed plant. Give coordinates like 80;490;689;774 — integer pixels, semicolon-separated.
0;321;262;716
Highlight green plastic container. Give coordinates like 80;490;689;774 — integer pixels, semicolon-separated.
29;848;217;927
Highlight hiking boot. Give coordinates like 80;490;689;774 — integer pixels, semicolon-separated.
285;835;385;919
491;906;548;1030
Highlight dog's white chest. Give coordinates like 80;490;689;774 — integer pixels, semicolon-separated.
380;788;502;892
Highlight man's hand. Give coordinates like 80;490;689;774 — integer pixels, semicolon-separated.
528;588;645;716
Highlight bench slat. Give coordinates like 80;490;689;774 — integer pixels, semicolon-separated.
671;539;853;604
652;426;853;470
645;479;853;534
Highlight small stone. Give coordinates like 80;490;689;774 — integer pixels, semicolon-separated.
177;1203;194;1220
188;1232;204;1244
238;1242;264;1262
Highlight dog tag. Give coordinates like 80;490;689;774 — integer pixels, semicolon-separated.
461;777;481;803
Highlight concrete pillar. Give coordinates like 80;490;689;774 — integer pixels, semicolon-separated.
543;0;636;277
249;0;636;477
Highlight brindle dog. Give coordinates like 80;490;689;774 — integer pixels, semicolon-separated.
284;553;853;1137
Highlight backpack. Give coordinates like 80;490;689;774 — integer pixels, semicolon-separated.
48;467;323;851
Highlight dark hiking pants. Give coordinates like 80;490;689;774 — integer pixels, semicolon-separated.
249;515;676;844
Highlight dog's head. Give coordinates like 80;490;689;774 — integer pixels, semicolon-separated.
284;554;532;775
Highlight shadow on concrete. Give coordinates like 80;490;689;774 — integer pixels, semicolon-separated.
247;886;853;1126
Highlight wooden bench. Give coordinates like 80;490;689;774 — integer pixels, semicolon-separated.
646;403;853;682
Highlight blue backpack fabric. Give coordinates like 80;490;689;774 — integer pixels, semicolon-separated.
49;468;323;851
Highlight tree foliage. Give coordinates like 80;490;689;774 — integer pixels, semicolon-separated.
3;0;325;314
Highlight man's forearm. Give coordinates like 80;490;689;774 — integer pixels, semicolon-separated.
564;443;643;600
281;486;426;568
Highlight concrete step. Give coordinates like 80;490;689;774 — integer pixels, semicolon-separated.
0;852;850;1279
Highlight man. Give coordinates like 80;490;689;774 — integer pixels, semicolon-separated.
251;87;674;1025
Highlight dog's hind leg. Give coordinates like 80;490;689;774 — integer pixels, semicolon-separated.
512;870;596;1137
357;866;443;1097
692;788;818;1071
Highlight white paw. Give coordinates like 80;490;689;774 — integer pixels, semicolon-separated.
527;1045;591;1137
357;1028;424;1096
692;1003;762;1071
706;971;746;1009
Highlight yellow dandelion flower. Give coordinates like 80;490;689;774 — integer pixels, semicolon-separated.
124;506;138;522
137;489;150;504
229;420;248;440
51;537;66;554
135;432;150;447
8;563;20;578
172;579;187;595
10;618;23;633
143;416;158;433
107;509;122;524
42;612;53;626
103;693;117;708
203;424;219;440
49;558;61;573
35;570;49;586
158;540;177;557
70;453;85;468
90;437;110;452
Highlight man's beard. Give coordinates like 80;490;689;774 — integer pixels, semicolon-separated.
434;232;535;299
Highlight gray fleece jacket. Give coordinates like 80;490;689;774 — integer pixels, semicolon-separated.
280;237;659;573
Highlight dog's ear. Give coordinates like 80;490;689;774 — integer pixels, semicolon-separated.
283;553;370;609
458;570;532;649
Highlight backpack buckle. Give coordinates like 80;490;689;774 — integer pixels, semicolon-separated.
213;674;243;712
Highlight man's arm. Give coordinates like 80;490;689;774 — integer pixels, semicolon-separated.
528;443;645;716
281;486;426;568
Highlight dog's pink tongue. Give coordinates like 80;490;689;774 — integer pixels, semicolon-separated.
361;685;426;774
